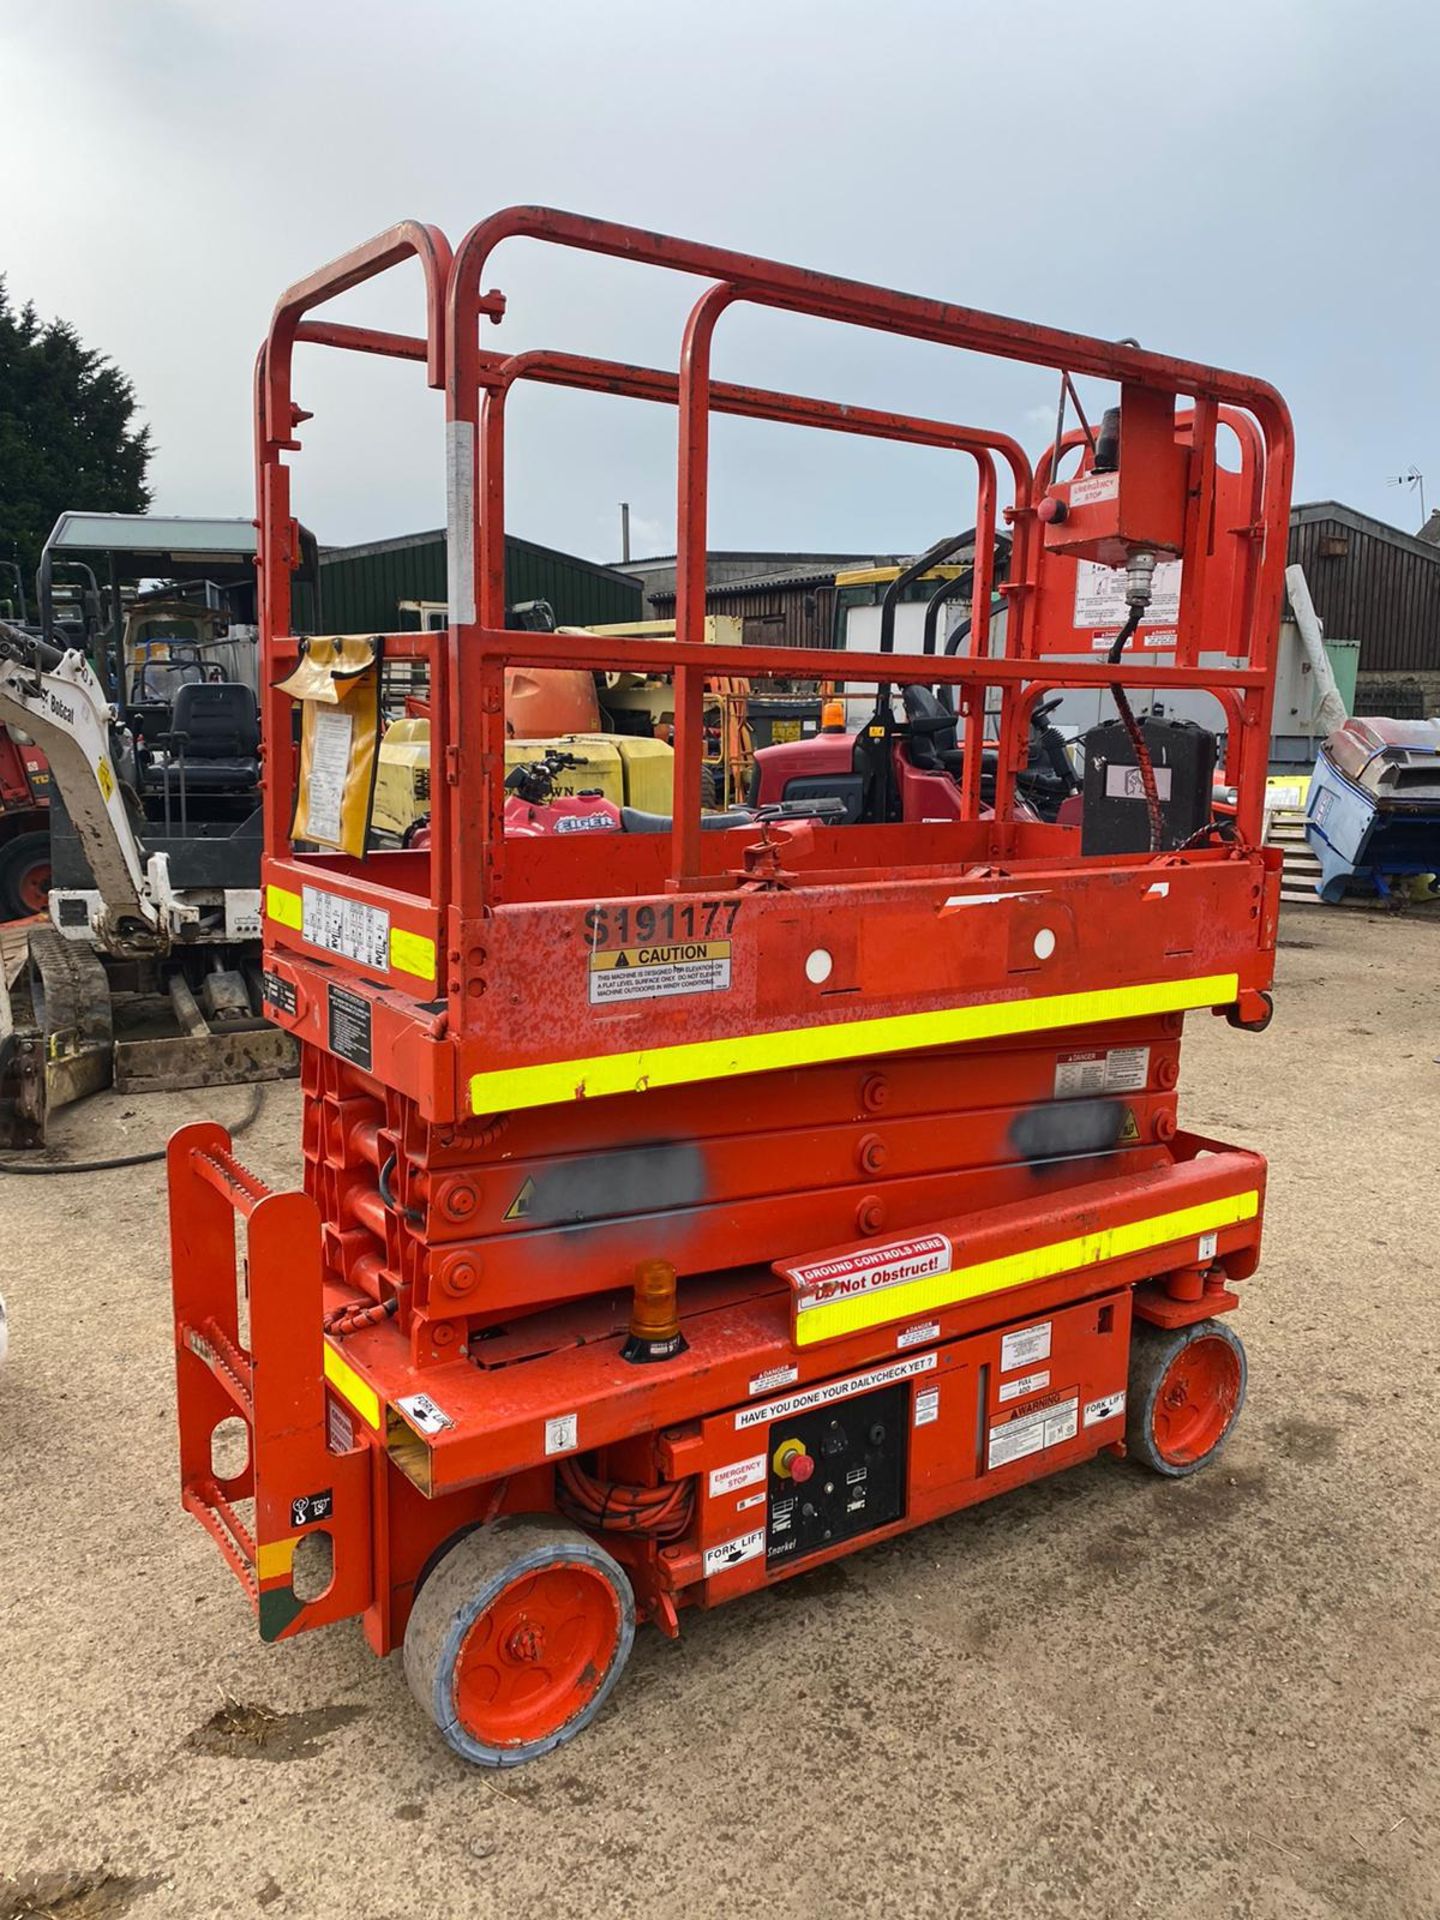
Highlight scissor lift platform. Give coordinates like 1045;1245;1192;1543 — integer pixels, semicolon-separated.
169;206;1291;1766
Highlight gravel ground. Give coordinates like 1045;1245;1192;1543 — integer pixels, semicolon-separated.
1;906;1437;1920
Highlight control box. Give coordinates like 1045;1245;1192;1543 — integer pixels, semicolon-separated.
1080;715;1217;855
1040;385;1189;568
766;1381;908;1566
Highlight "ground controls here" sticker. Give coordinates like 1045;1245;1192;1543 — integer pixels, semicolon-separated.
783;1233;952;1316
588;941;732;1004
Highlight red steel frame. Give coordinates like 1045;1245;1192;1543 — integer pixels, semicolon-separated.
171;210;1291;1682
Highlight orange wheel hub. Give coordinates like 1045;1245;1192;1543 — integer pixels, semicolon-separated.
1150;1333;1243;1467
454;1560;623;1749
16;858;49;915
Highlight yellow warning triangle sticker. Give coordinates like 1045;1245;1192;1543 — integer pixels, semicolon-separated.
504;1177;535;1221
1119;1107;1140;1144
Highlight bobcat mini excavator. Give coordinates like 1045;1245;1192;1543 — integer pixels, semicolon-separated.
0;613;293;1147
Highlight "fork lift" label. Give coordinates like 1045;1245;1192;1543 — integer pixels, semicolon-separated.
587;941;732;1004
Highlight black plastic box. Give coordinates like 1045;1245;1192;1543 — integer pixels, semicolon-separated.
1080;714;1216;855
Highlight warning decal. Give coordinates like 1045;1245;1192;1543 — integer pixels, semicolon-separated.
588;941;732;1004
504;1178;535;1222
784;1233;952;1315
988;1393;1079;1470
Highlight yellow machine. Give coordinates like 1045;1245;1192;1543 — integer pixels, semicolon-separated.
373;721;674;838
373;616;746;837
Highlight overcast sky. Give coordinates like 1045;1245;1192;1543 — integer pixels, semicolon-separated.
5;0;1436;568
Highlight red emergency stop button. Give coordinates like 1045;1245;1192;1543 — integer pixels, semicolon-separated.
773;1437;815;1481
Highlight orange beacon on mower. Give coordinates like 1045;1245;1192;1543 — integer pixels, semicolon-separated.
168;209;1288;1767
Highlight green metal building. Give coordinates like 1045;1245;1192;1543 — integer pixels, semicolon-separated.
319;530;643;631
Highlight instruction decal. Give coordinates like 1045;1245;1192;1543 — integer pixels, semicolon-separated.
262;970;297;1017
326;1397;354;1456
999;1321;1052;1372
998;1368;1051;1404
1073;556;1182;632
306;704;355;847
896;1320;940;1351
290;1488;333;1528
913;1385;940;1428
544;1413;578;1457
588;941;732;1004
736;1353;937;1431
784;1234;952;1316
303;884;390;971
327;983;373;1071
397;1392;453;1437
709;1455;767;1498
703;1528;766;1578
1083;1390;1126;1428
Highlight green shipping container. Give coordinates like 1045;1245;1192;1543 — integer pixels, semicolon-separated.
319;530;643;632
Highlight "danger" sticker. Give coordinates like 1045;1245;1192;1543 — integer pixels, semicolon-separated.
1054;1044;1150;1100
588;941;732;1004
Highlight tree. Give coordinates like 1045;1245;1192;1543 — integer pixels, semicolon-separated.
0;278;153;594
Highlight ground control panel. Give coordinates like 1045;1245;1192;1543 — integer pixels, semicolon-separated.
766;1382;909;1566
695;1290;1134;1598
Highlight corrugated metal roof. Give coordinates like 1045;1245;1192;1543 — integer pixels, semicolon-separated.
1287;503;1440;674
319;531;643;631
1290;501;1440;564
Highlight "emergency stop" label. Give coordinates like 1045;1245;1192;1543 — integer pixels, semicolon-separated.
587;941;731;1004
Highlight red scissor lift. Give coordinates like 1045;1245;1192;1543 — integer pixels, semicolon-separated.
169;211;1291;1766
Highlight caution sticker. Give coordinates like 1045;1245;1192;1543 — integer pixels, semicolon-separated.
588;941;732;1004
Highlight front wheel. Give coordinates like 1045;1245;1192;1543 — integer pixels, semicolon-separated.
1126;1318;1247;1477
403;1516;635;1767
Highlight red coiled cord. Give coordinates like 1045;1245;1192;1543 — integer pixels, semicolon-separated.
555;1459;695;1540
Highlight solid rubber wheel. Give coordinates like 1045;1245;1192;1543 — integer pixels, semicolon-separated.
0;832;50;920
403;1516;634;1767
1126;1318;1247;1477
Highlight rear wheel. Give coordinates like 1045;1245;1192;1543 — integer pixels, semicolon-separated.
0;831;50;920
1126;1318;1247;1477
403;1516;634;1767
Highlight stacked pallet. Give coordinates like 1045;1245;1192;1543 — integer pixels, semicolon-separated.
1265;799;1328;906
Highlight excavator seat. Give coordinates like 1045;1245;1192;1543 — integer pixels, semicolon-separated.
149;682;261;794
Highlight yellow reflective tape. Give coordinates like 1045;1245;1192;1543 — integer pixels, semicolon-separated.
469;973;1239;1115
389;926;437;982
256;1537;297;1581
323;1342;381;1429
266;884;302;930
795;1189;1260;1347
